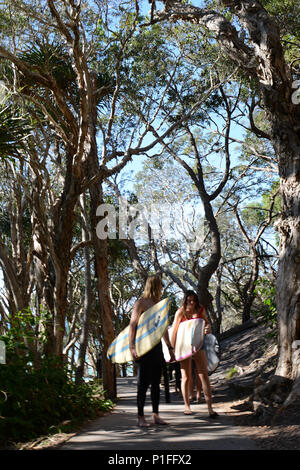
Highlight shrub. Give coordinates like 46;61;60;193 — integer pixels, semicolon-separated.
0;334;113;445
226;366;238;379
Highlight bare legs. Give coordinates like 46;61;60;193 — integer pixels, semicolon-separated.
181;351;217;417
193;350;217;416
198;372;213;414
138;413;168;427
138;416;151;427
152;413;168;425
196;375;202;401
180;358;193;414
189;360;202;402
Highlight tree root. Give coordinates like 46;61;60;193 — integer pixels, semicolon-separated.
247;375;293;424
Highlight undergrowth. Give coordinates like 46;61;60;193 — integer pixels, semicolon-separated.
0;329;113;446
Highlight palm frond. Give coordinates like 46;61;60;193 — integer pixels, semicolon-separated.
19;43;76;89
0;104;32;158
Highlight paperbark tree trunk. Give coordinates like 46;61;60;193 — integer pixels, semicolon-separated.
86;105;116;399
51;152;80;358
259;61;300;380
75;194;93;384
273;129;300;380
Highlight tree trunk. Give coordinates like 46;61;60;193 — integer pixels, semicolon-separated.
261;63;300;381
94;244;116;398
213;266;223;337
29;168;56;356
241;253;259;323
275;143;300;380
75;193;93;384
86;106;116;399
52;153;81;358
194;190;222;329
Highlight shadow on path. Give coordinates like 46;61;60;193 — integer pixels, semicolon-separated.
59;377;258;451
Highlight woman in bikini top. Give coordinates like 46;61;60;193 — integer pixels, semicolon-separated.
180;306;205;322
171;290;218;418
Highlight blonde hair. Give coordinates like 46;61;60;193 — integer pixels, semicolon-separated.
141;275;163;303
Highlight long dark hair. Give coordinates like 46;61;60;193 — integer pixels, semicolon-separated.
181;290;201;312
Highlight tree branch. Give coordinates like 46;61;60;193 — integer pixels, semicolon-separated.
151;1;257;74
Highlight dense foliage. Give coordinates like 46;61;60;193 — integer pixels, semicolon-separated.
0;316;113;445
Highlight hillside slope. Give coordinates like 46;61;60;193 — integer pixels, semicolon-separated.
211;321;300;450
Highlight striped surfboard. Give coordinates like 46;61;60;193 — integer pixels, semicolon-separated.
107;298;170;364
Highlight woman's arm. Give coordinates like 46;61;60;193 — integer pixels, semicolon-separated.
170;308;183;348
162;328;176;362
129;300;142;360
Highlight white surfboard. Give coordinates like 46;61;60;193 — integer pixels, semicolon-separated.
107;298;170;364
203;334;220;374
163;318;205;363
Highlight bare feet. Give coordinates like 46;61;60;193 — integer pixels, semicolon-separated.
183;409;194;415
152;413;168;425
138;416;152;427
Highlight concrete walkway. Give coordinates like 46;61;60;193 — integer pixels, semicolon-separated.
59;377;258;451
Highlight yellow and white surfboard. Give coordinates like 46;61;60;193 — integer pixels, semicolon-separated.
107;298;170;364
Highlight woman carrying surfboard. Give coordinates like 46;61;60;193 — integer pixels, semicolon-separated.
171;290;218;418
129;274;175;428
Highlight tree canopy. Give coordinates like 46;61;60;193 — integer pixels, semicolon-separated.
0;0;300;444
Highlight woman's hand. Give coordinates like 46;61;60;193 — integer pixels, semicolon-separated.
130;345;139;360
168;346;176;363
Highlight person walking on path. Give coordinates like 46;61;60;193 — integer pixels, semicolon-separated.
171;290;218;418
129;274;175;427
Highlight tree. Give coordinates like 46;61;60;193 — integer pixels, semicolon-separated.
0;0;130;396
146;0;300;397
231;187;279;323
